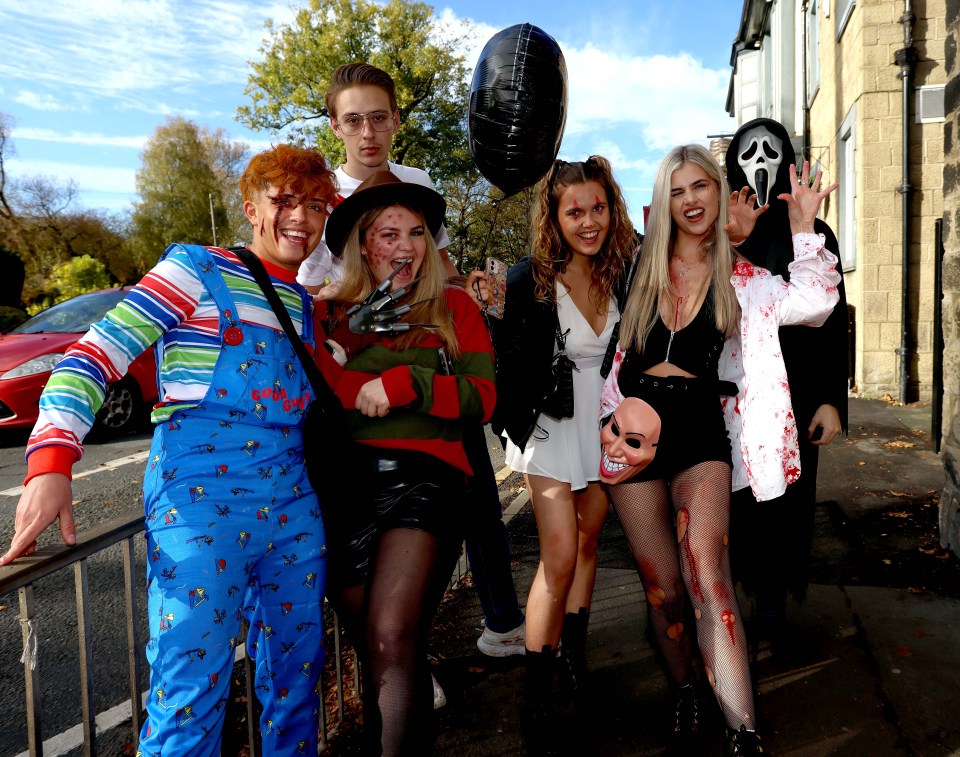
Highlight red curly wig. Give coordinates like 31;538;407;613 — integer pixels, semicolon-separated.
239;144;338;205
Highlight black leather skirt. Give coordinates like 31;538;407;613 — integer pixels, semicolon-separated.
324;446;466;588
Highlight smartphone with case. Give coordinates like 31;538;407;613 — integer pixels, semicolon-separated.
484;257;507;319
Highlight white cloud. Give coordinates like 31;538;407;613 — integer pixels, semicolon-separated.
6;158;136;199
0;2;297;99
14;90;78;112
12;128;148;149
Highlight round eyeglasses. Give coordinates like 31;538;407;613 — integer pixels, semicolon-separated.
334;111;394;136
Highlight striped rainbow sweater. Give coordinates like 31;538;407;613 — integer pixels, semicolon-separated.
26;244;310;482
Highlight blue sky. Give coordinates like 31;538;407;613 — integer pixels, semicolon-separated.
0;0;742;229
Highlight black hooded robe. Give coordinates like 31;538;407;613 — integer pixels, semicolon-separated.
725;118;849;607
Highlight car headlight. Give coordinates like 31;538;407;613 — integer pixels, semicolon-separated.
1;353;67;380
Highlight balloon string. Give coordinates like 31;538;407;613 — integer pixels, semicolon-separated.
478;197;505;260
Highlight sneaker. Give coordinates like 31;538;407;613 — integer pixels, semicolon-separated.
432;673;447;710
476;620;526;657
728;725;768;755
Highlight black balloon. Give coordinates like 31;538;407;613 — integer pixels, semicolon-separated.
468;23;567;197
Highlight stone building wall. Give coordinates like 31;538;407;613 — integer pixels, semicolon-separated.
808;0;945;399
939;0;960;553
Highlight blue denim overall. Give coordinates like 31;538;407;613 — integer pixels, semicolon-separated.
138;245;326;756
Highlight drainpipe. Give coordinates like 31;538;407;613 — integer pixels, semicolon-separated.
895;0;916;403
801;0;811;161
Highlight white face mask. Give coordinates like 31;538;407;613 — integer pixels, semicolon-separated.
737;126;784;206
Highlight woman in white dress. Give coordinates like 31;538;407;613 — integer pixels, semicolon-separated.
490;156;636;753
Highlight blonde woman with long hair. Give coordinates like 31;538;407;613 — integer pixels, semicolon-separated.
490;156;636;754
600;145;840;756
315;171;496;756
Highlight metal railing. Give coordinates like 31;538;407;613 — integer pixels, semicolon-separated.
0;510;359;756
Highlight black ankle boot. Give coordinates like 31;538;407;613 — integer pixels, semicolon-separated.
727;724;769;755
666;683;703;756
522;646;559;757
560;608;590;697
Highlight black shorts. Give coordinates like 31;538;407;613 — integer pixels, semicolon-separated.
324;447;466;589
617;373;732;482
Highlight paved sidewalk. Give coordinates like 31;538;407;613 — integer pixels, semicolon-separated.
428;398;960;756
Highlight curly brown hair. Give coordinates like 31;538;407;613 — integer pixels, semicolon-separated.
529;156;635;310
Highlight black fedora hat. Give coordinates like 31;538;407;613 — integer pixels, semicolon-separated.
325;171;446;258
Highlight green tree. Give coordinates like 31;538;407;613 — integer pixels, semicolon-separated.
129;117;249;267
444;175;535;272
238;0;473;185
50;255;113;301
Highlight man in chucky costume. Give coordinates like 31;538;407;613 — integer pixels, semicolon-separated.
1;144;339;756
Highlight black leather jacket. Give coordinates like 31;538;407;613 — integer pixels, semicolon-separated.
490;255;633;451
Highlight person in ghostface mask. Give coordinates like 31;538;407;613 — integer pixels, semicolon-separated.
725;119;849;638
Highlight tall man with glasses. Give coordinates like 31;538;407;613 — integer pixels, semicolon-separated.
297;62;458;292
301;63;528;673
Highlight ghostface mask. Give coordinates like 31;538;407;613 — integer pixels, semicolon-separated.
599;397;662;484
737;125;783;207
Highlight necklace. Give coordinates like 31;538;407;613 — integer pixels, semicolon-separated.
664;254;709;363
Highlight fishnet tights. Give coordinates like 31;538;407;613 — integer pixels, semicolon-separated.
609;460;755;730
330;528;460;756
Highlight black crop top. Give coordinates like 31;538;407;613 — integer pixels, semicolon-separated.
628;287;725;378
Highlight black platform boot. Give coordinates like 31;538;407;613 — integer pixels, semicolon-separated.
522;645;559;757
560;608;590;698
727;724;769;755
666;682;703;756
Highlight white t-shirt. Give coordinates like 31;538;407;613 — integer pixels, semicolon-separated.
296;161;451;287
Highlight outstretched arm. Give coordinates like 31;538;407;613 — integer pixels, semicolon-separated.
1;473;75;565
779;161;839;235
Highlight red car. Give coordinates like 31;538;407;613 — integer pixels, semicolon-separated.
0;288;158;434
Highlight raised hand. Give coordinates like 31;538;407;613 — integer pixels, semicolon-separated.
778;161;839;234
724;185;768;244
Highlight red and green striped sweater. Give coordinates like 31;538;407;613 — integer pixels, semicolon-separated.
314;286;496;476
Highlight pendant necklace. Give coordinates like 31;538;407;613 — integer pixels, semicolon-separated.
665;253;706;363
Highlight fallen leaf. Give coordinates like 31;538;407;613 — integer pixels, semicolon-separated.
881;440;917;449
858;461;866;466
883;511;911;518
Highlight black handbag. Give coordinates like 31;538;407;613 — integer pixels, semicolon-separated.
539;317;578;421
231;247;351;496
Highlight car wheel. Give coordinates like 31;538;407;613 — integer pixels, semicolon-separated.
95;377;143;435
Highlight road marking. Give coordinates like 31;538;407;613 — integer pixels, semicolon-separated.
0;451;149;498
494;465;513;484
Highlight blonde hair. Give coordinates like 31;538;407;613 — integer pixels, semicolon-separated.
528;155;635;309
619;144;739;351
336;203;459;356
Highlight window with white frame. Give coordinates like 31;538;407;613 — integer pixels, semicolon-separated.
836;0;856;39
837;108;857;271
916;85;946;123
806;0;820;106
